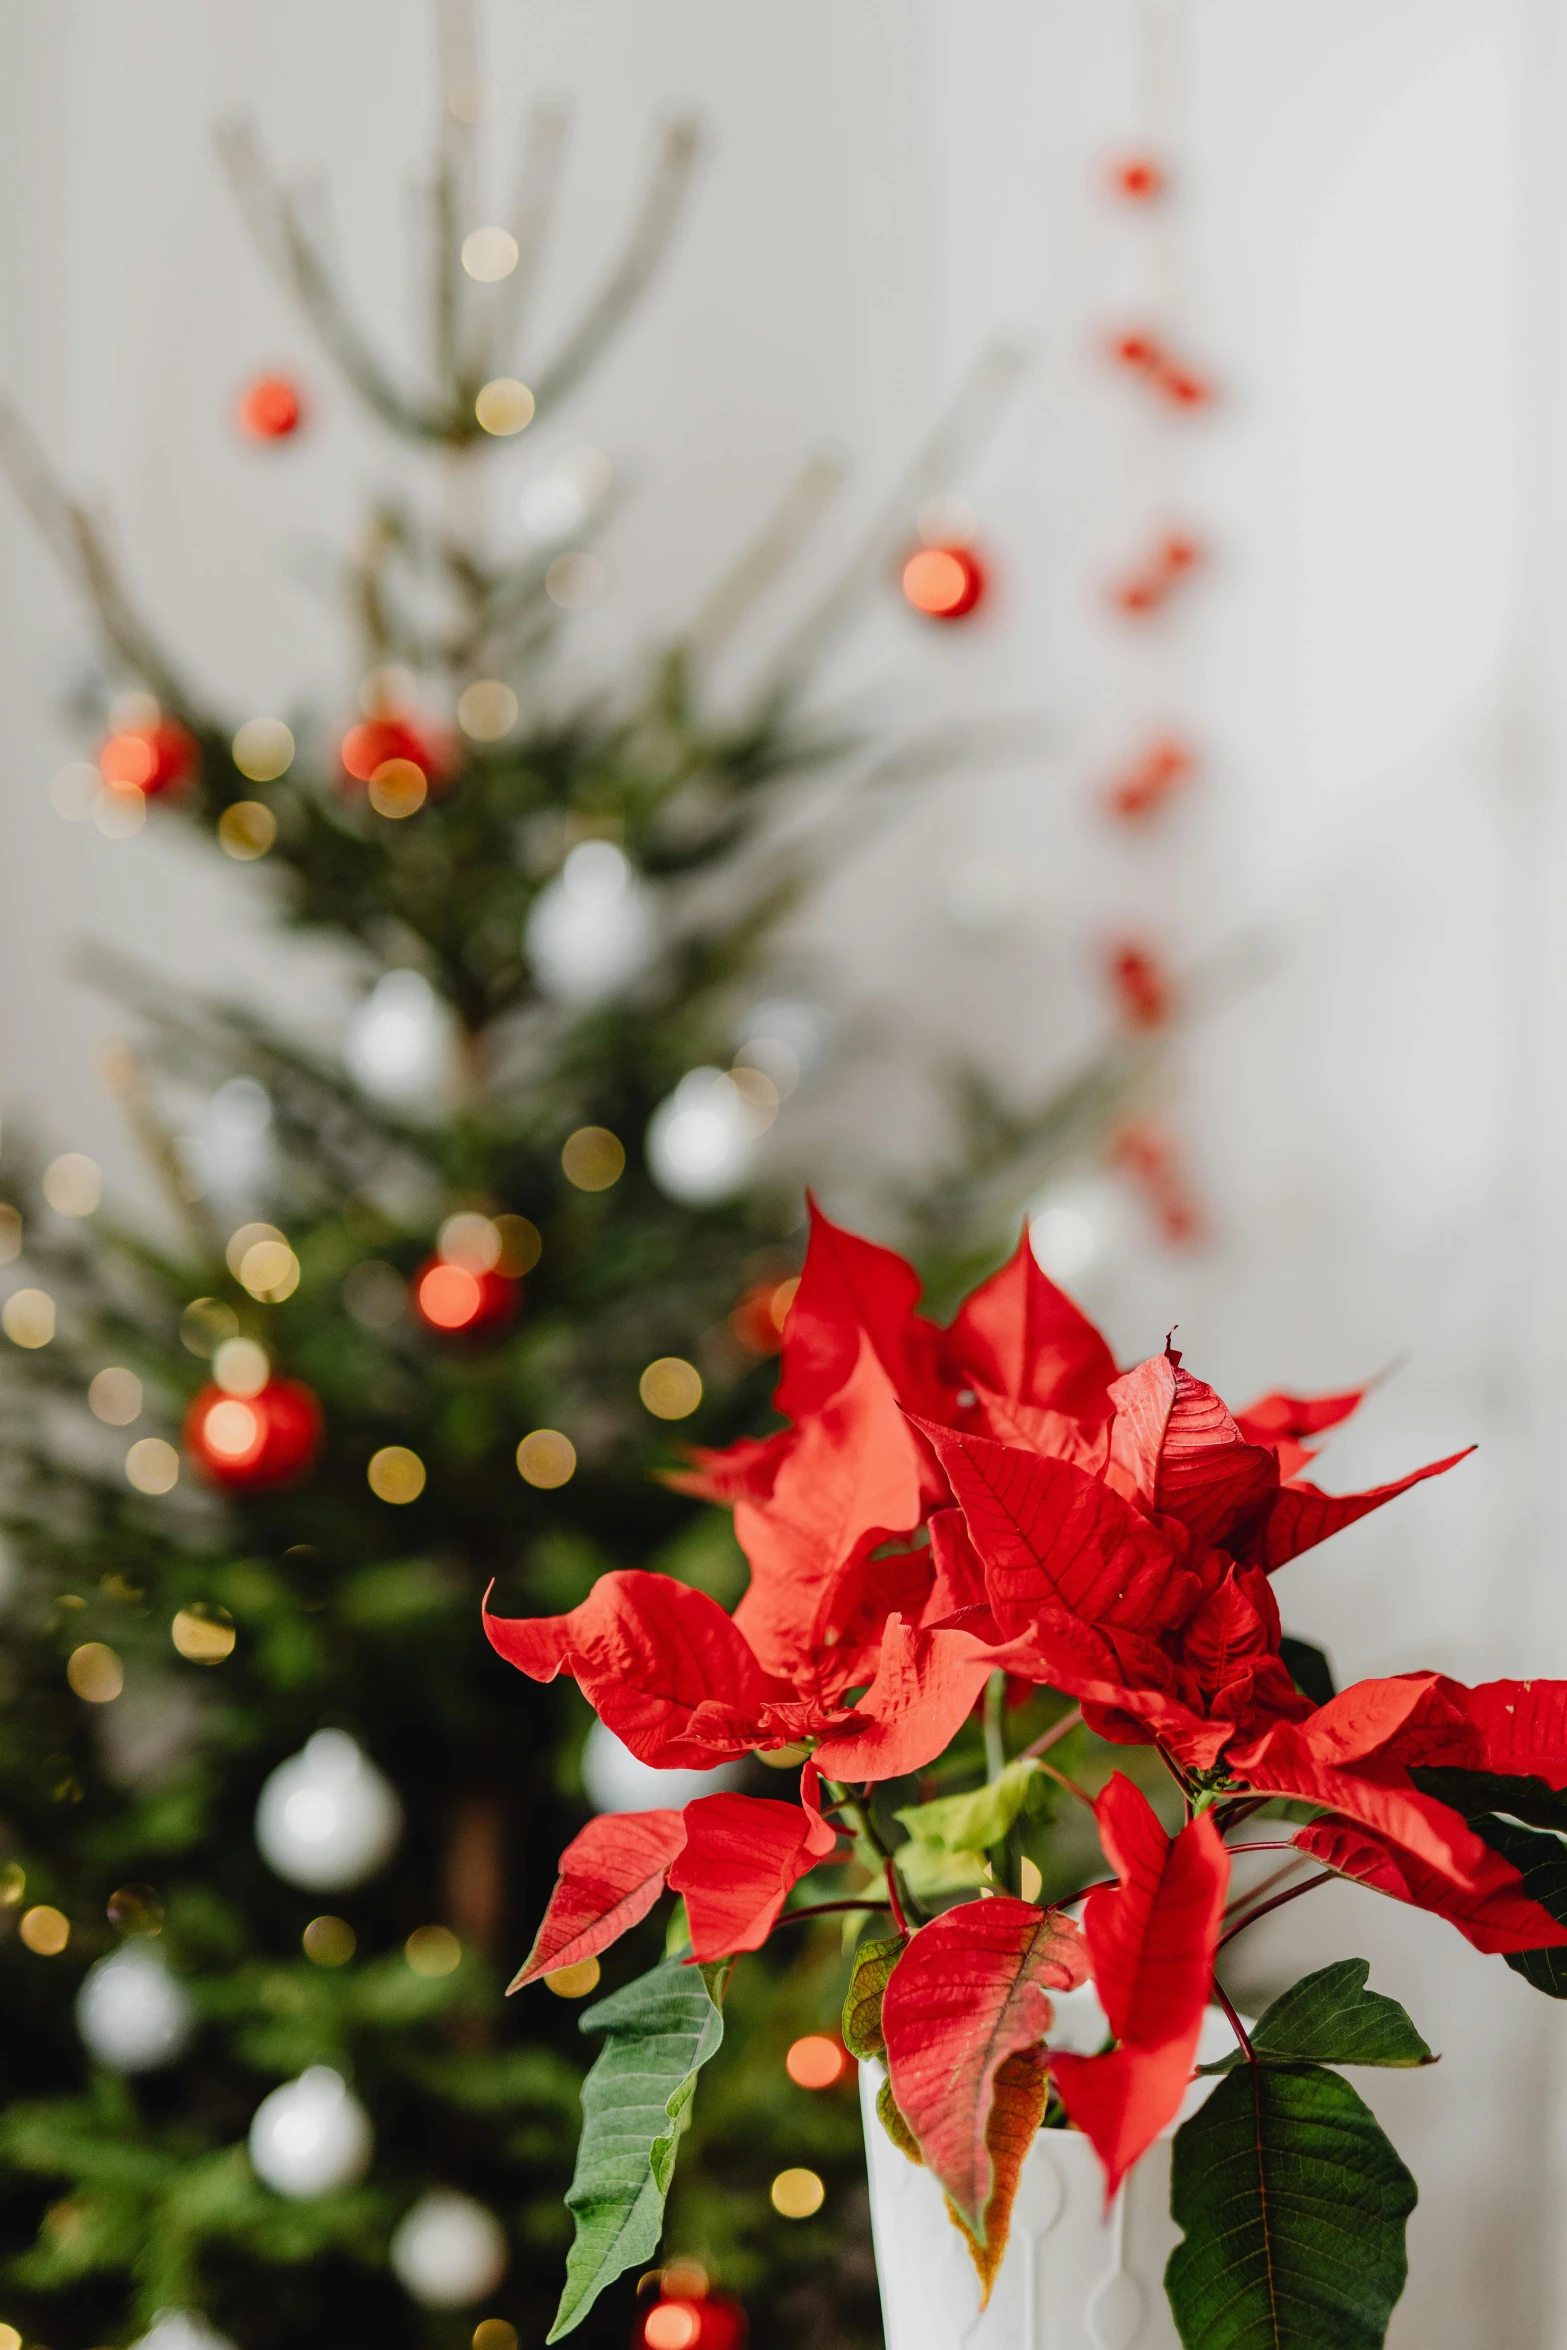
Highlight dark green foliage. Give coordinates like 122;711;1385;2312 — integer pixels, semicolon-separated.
1277;1636;1336;1710
1466;1816;1567;1996
1199;1961;1433;2074
1166;2062;1416;2350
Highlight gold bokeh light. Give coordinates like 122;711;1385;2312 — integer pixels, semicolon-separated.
517;1429;576;1489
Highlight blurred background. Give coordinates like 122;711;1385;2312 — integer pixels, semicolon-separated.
0;2;1563;2346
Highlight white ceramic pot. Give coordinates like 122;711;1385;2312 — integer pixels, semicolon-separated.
861;1999;1235;2350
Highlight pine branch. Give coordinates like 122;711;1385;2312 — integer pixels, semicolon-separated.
527;115;705;419
489;100;574;373
685;453;848;671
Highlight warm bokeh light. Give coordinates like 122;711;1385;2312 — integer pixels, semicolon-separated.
226;1222;282;1276
457;679;518;740
660;2261;710;2302
3;1289;55;1348
201;1397;263;1460
237;1239;301;1303
100;733;156;788
494;1214;542;1275
237;375;305;440
461;226;520;282
769;2167;824;2219
544;551;605;610
638;1357;703;1421
171;1603;236;1663
93;784;146;839
472;2323;518;2350
0;2322;23;2350
561;1126;625;1191
726;1065;779;1129
438;1212;501;1271
644;2304;702;2350
343;1261;406;1328
43;1153;100;1216
543;1957;601;1998
475;377;536;436
67;1643;124;1704
1020;1856;1044;1901
417;1263;483;1328
213;1337;270;1397
1110;151;1166;202
517;1429;576;1489
19;1905;69;1957
785;2035;846;2090
88;1366;142;1425
368;759;429;819
0;1866;24;1909
405;1924;462;1978
232;718;295;781
303;1915;357;1967
369;1445;427;1504
105;1883;163;1934
49;761;100;821
900;543;985;620
219;801;278;860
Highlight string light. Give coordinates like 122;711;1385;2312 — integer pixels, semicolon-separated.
516;1430;576;1489
544;552;605;609
769;2168;824;2219
461;226;519;281
638;1358;702;1420
457;679;518;741
213;1338;269;1397
475;378;535;436
43;1153;100;1216
785;2036;846;2090
303;1916;356;1967
405;1924;462;1978
218;802;277;860
368;1446;426;1504
438;1213;501;1271
369;760;428;819
561;1127;625;1191
20;1905;69;1956
67;1643;123;1703
88;1367;142;1425
127;1432;179;1487
231;719;295;781
235;1238;300;1303
171;1605;236;1663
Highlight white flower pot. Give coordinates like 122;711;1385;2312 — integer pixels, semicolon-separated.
861;2001;1235;2350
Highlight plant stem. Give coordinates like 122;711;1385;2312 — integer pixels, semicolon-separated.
1018;1705;1083;1763
1216;1869;1335;1951
1212;1978;1257;2065
983;1670;1007;1783
773;1899;889;1926
830;1781;913;1936
1037;1759;1098;1813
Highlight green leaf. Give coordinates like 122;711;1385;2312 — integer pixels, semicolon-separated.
1166;2062;1416;2349
1468;1816;1567;1996
548;1956;725;2341
842;1934;906;2061
1409;1764;1567;1834
894;1757;1039;1883
1198;1960;1433;2073
1279;1635;1336;1708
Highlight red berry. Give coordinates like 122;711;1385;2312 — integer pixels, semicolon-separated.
900;543;987;623
237;376;305;441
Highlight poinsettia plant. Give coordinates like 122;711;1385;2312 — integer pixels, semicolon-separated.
487;1205;1567;2348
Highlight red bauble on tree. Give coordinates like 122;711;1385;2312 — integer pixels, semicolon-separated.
99;714;199;799
339;715;450;793
185;1378;323;1488
635;2288;747;2350
900;541;987;623
237;375;306;441
413;1257;519;1337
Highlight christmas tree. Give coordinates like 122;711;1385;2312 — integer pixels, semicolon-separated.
0;24;1143;2350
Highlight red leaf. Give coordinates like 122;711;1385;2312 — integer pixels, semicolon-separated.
1230;1707;1504;1890
669;1770;838;1960
483;1571;778;1768
915;1420;1198;1637
1233;1384;1367;1447
881;1896;1087;2234
659;1428;795;1506
510;1810;687;1990
1235;1448;1473;1572
948;2050;1050;2305
1106;1350;1278;1548
734;1334;925;1686
1296;1816;1567;1956
961;1381;1110;1472
812;1618;997;1783
939;1229;1118;1424
1049;1777;1229;2195
1458;1679;1567;1789
774;1197;944;1424
920;1508;993;1630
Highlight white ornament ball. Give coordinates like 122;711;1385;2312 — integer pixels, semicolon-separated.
646;1068;758;1205
582;1718;744;1814
182;1076;275;1209
343;970;455;1109
254;1729;402;1892
130;2311;238;2350
1027;1173;1135;1292
525;841;657;1008
390;2188;510;2307
249;2065;373;2200
76;1942;196;2072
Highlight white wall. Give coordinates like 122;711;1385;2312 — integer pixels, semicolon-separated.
1;3;1563;2340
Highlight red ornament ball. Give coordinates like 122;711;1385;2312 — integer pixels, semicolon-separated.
413;1256;519;1337
340;715;448;790
1108;152;1166;203
99;716;199;799
237;375;306;441
900;542;986;623
185;1378;323;1488
636;2293;746;2350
